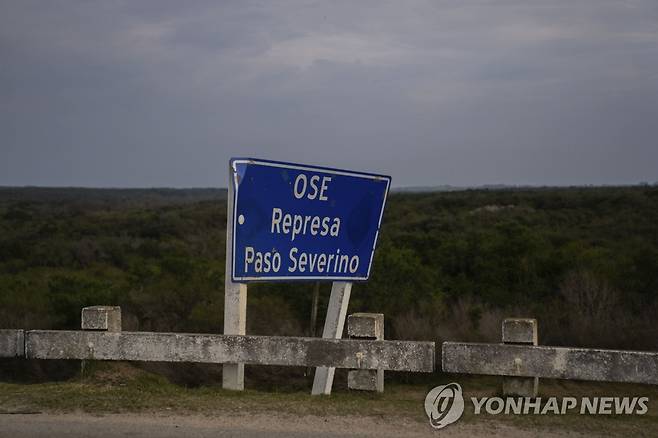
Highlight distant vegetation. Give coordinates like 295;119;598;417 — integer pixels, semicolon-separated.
1;185;658;382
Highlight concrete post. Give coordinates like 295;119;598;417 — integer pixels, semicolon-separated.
81;306;122;332
347;313;384;392
223;164;248;391
80;306;121;379
502;318;538;397
311;281;352;395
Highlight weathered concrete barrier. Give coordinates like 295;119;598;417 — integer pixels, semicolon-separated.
0;307;433;382
25;330;435;372
347;313;384;392
442;342;658;385
11;307;658;391
0;329;24;358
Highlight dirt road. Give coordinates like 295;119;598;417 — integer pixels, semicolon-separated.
0;413;596;438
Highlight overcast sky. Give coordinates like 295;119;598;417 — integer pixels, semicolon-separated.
1;1;657;188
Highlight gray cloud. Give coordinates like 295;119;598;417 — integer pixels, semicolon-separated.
1;0;657;187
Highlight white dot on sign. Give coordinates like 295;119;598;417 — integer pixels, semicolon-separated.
238;214;245;225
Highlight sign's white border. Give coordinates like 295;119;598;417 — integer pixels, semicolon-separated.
230;158;391;282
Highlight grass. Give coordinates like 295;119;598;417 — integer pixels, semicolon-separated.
2;363;658;436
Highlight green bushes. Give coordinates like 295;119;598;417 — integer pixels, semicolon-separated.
0;186;657;353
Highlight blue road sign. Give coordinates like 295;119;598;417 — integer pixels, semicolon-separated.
229;158;391;282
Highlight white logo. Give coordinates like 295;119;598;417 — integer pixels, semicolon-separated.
424;383;464;429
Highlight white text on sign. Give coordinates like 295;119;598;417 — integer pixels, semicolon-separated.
243;173;359;275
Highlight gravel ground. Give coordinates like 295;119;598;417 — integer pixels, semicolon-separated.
0;413;596;438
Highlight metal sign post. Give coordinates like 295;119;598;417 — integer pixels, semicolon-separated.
223;158;390;394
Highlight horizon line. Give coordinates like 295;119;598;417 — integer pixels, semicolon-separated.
1;182;656;191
